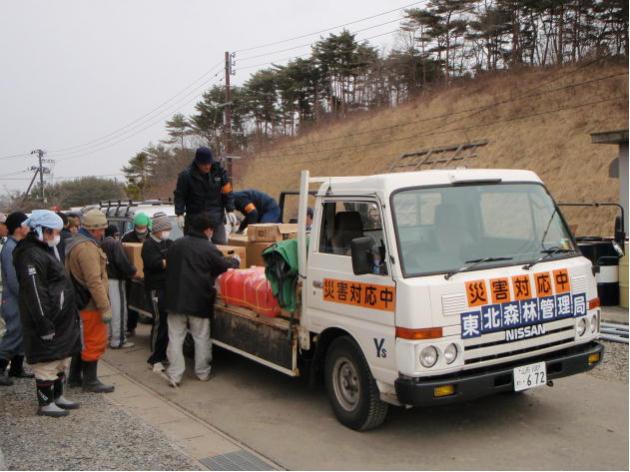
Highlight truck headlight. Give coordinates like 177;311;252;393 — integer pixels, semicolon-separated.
590;313;598;333
576;318;587;336
444;343;458;364
420;346;439;368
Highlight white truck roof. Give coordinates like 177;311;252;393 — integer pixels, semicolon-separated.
316;169;543;197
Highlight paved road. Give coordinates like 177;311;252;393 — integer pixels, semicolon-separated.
105;326;628;470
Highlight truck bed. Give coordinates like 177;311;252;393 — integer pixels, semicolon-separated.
212;300;299;376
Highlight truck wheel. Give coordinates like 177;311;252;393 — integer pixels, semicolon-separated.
324;336;388;431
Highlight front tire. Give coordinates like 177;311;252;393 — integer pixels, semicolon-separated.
324;336;388;431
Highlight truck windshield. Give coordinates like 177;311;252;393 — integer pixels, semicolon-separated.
391;183;576;277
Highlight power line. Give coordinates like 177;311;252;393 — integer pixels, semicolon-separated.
237;18;405;62
47;61;223;155
49;73;224;160
234;0;426;54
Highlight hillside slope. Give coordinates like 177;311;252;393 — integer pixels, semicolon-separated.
235;58;628;236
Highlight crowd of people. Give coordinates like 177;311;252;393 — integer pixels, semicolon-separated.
0;146;252;418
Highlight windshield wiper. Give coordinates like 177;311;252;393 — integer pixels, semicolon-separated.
444;256;513;280
522;247;576;270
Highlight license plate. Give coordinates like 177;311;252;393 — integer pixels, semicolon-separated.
513;361;547;392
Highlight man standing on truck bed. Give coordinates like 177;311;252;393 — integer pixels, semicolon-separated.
233;189;281;233
173;146;236;244
65;209;114;393
163;213;239;386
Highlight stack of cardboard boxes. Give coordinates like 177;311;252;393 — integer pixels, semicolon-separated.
228;223;297;267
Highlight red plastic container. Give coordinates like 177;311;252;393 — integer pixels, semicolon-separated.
218;267;280;317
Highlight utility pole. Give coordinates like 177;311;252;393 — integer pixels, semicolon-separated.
31;149;45;203
224;51;235;175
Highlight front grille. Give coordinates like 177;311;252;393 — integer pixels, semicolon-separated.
465;324;574;351
464;339;573;365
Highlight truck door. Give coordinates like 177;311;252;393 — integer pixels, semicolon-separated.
305;198;398;385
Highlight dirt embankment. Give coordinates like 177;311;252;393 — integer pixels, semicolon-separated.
235;58;628;236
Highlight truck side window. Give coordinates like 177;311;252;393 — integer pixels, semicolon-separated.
318;201;388;275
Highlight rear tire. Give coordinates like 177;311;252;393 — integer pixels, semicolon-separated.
324;336;388;431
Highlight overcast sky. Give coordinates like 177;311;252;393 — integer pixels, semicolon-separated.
0;0;414;195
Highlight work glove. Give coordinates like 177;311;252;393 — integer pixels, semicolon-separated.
176;215;185;229
226;212;238;226
101;310;113;325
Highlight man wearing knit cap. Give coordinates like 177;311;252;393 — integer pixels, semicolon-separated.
141;212;173;372
0;212;33;386
65;209;114;393
13;210;81;416
174;146;236;244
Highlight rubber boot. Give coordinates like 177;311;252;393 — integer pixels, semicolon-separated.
81;360;114;393
54;372;80;410
8;355;34;379
67;354;82;388
36;380;69;417
0;359;14;387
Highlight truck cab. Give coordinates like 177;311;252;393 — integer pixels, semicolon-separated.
297;168;603;429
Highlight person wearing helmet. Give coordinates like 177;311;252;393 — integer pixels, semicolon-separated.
65;209;114;393
121;212;151;243
12;210;81;417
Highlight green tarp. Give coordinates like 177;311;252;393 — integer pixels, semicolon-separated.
262;239;299;313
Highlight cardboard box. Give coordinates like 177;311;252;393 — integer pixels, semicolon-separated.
247;223;298;243
122;242;144;279
217;244;246;268
246;242;274;267
227;233;249;247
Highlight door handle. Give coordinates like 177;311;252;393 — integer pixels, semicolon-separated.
313;280;323;289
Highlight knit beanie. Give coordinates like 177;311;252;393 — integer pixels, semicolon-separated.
105;224;119;238
133;212;151;229
194;146;213;165
82;209;108;230
151;212;172;233
5;212;28;234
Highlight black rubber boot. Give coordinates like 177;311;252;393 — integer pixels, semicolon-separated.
0;359;14;387
81;360;114;393
67;354;82;388
36;380;69;417
8;355;34;378
54;372;80;410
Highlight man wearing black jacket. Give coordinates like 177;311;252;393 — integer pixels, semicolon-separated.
101;225;137;349
164;213;239;386
13;210;81;417
233;189;281;233
141;213;173;372
173;146;236;244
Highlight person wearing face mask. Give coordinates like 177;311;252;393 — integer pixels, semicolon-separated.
141;213;173;373
64;209;114;393
12;210;81;417
121;212;151;243
121;212;151;339
0;212;34;386
164;213;239;386
101;225;137;350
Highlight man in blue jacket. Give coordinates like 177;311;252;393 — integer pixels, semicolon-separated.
233;189;281;233
173;147;236;244
0;212;33;386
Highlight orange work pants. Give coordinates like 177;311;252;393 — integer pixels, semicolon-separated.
80;310;107;362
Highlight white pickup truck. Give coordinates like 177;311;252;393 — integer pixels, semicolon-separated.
212;168;603;430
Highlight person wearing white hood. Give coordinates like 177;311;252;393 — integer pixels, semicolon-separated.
12;210;81;417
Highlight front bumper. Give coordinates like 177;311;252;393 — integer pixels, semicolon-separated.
395;341;603;406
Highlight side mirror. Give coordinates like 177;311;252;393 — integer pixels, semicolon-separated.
614;215;626;252
350;236;374;275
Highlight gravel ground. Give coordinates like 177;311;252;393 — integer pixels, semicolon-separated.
588;339;629;384
0;378;200;471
